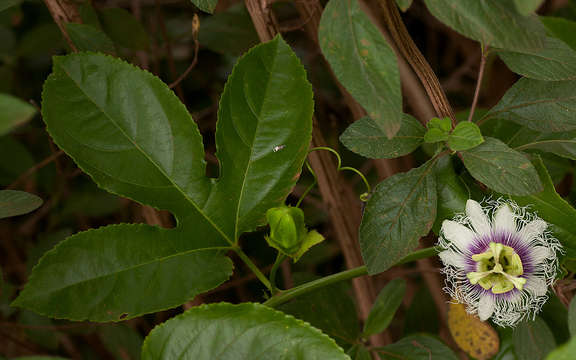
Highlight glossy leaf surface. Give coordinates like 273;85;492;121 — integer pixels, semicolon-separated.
486;78;576;132
319;0;401;138
0;190;42;219
423;0;545;51
360;159;437;274
141;303;350;360
340;115;424;159
13;224;233;321
461;137;542;196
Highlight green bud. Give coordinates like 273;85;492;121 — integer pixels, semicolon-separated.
266;206;306;255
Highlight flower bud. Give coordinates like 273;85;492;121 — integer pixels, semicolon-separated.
266;206;306;255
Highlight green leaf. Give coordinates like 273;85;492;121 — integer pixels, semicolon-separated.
363;278;406;337
99;8;149;50
396;0;413;12
204;36;313;240
279;273;360;345
448;122;484;151
0;93;36;136
460;137;543;195
541;16;576;51
428;117;452;132
340;114;424;159
513;0;543;15
377;334;458;360
547;337;576;360
12;224;233;321
319;0;402;138
486;78;576;132
514;131;576;160
65;23;115;53
423;0;546;51
511;157;576;255
433;156;469;234
191;0;218;13
25;37;313;321
199;3;258;55
141;303;350;359
568;288;576;336
498;37;576;81
360;159;437;274
424;128;449;143
513;317;556;360
347;345;371;360
98;324;143;360
0;190;42;219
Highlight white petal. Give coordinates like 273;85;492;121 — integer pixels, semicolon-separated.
466;200;491;236
478;295;495;321
525;276;548;297
518;220;547;243
493;204;516;233
439;250;467;269
529;246;550;265
442;220;476;252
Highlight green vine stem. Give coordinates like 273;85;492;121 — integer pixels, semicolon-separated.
269;253;286;294
263;246;438;308
234;247;272;291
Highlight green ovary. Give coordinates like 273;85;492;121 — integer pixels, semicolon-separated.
466;242;526;294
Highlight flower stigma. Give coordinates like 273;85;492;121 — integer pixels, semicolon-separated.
466;242;526;294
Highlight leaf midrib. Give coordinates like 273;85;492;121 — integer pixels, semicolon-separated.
58;63;233;245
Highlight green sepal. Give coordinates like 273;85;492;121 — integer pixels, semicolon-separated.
293;230;325;262
448;122;484;151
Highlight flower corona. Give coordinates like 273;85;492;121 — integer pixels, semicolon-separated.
437;199;562;327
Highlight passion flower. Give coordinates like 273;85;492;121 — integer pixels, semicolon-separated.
437;199;562;327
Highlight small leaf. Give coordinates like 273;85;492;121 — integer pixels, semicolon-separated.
13;224;233;321
360;159;437;274
513;317;556;360
569;296;576;337
377;334;459;360
460;137;543;195
319;0;402;138
65;23;115;53
395;0;413;12
340;114;424;159
498;37;576;81
363;279;406;337
447;303;499;360
541;16;576;51
423;0;545;52
448;122;484;151
0;93;36;136
485;78;576;132
513;0;543;15
424;128;449;143
0;190;42;219
191;0;218;13
141;303;350;360
546;336;576;360
428;117;452;132
511;157;576;255
99;8;149;50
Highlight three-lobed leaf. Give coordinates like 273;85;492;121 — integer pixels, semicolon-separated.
360;159;437;274
460;137;543;196
340;114;424;159
423;0;546;52
18;36;314;321
0;190;42;219
319;0;402;138
141;303;350;359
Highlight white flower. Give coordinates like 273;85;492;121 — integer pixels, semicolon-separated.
437;199;562;327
